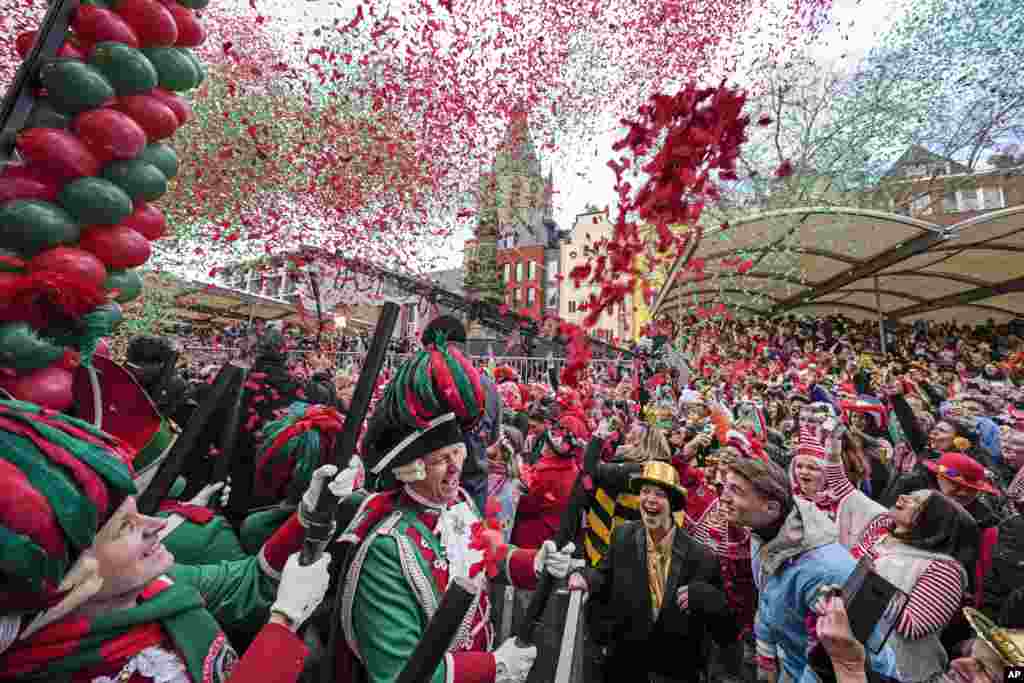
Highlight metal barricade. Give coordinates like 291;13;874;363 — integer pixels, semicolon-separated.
181;347;629;384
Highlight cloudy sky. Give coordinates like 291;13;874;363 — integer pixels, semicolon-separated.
172;0;912;276
537;0;913;233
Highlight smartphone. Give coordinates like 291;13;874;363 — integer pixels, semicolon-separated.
841;556;909;654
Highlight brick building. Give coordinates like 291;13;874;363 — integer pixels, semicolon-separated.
879;145;1022;224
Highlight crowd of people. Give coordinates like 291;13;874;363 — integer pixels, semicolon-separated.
2;311;1024;683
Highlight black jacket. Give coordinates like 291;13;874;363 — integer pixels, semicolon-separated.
982;514;1024;622
584;521;738;679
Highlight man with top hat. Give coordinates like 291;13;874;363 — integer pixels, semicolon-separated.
567;460;738;683
0;398;350;683
336;334;576;683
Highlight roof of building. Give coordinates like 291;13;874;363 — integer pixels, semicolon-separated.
652;204;1024;325
426;267;465;295
885;145;970;177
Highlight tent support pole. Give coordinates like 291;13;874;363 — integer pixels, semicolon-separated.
875;276;886;355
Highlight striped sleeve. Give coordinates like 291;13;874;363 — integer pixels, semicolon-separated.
897;559;965;640
824;461;855;502
850;514;894;560
1008;468;1024;504
685;512;714;549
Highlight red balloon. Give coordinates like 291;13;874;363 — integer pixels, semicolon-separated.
149;88;192;126
15;31;36;59
0;174;59;203
73;108;148;163
79;225;152;269
95;338;112;358
168;4;206;47
112;0;178;48
120;202;167;240
0;365;75;412
15;128;101;182
71;6;140;49
58;42;86;60
113;95;179;141
29;246;109;289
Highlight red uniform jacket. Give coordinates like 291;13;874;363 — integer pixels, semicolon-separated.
511;455;579;549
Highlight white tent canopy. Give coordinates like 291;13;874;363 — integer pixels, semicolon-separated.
652;205;1024;326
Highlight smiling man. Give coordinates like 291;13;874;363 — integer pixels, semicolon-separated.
337;337;574;683
569;461;738;683
719;456;897;683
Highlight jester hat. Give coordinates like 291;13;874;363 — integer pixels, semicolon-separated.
0;400;136;616
254;401;345;501
363;326;485;490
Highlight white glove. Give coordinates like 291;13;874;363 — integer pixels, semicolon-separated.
300;462;361;526
533;541;576;579
187;479;231;508
270;552;332;632
493;637;537;683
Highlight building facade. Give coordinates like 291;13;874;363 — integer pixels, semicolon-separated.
465;109;566;323
498;244;545;318
559;210;634;343
879;146;1022;225
215;249;457;342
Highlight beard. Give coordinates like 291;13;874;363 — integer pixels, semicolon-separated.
641;508;672;532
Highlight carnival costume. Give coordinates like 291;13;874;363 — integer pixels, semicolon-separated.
336;332;551;683
0;399;320;683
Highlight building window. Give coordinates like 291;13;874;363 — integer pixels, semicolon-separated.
527;287;536;306
512;288;520;305
911;193;932;215
982;186;1005;210
503;263;512;283
528;261;537;280
515;262;523;282
960;188;981;212
568;300;576;313
942;187;1005;213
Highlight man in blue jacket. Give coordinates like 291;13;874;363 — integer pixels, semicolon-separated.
719;456;896;683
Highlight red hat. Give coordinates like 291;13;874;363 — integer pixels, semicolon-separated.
925;452;999;495
493;365;520;383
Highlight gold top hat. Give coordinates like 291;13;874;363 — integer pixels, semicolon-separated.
630;461;687;511
963;608;1024;666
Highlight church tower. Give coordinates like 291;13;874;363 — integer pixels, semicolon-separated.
463;108;553;328
491;108;548;247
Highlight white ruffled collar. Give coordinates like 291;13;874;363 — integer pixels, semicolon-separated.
93;645;189;683
402;486;483;583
